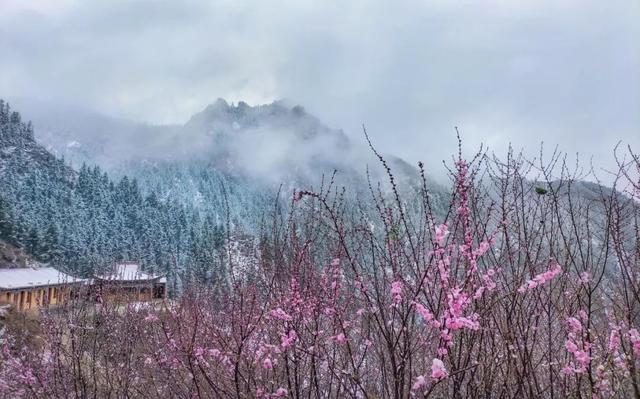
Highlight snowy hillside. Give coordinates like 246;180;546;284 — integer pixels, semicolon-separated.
12;98;450;224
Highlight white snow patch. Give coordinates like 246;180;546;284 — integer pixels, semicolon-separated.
0;267;83;290
1;146;16;155
95;262;163;282
0;304;10;317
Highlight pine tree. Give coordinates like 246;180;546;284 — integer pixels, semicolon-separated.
39;224;62;263
0;196;16;243
25;227;40;257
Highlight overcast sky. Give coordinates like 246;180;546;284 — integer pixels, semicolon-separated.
1;0;638;172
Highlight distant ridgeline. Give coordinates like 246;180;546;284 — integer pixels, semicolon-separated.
0;99;451;290
0;100;229;288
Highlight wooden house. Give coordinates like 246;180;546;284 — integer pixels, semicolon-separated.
0;267;85;311
93;262;166;302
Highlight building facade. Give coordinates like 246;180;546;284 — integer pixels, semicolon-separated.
93;262;167;302
0;263;167;311
0;267;85;311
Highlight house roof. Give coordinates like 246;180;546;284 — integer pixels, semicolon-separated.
0;267;84;290
94;263;163;282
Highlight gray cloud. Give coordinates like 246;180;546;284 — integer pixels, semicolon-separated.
1;0;638;175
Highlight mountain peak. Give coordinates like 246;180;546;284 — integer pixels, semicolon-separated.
202;98;230;114
212;98;230;109
194;99;311;124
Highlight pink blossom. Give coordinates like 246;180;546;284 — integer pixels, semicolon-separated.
437;259;450;285
574;350;591;369
579;271;591;283
270;308;293;322
434;223;449;246
333;333;347;344
280;329;297;349
482;269;498;291
390;281;403;305
608;329;621;352
413;301;434;322
566;317;582;333
144;313;158;322
431;358;448;380
577;310;588;321
564;317;592;373
565;340;578;353
262;358;273;370
447;288;470;317
194;346;205;359
473;240;491;258
518;262;562;293
473;287;485;299
629;328;640;355
446;315;480;331
412;375;426;391
274;387;288;397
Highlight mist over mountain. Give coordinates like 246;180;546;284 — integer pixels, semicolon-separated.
13;98;383;181
0;97;451;287
10;97;449;219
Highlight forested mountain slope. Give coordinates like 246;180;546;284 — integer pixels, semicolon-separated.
0;98;449;289
15;98;449;216
1;101;228;287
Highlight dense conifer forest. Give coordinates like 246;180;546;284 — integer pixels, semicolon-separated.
0;100;229;287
